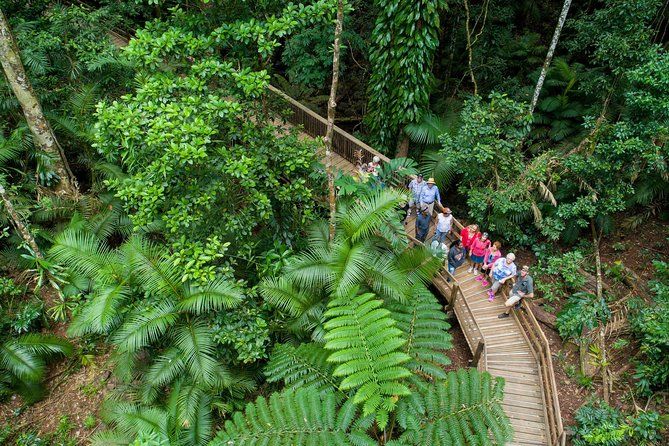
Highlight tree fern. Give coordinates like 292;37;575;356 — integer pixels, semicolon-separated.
324;291;411;428
265;343;340;394
210;388;376;446
395;369;513;446
387;284;452;382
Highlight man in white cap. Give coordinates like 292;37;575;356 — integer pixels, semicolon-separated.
419;177;442;217
499;265;534;318
404;173;425;224
488;253;517;301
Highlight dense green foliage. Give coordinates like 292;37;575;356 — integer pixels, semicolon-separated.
0;0;668;443
573;402;664;446
631;261;669;395
366;0;447;153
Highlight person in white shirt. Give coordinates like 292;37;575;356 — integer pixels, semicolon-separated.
431;207;453;244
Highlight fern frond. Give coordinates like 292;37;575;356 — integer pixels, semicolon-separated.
324;292;411;428
265;343;340;394
49;229;122;283
396;369;513;445
387;285;452;382
210;389;375;446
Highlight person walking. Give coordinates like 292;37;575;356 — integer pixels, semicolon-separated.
498;265;534;319
469;232;491;274
447;239;466;278
431;207;453;244
415;204;431;242
488;253;517;301
404;174;425;224
419;178;442;217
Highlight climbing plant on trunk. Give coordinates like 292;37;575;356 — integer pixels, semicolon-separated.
0;8;78;197
324;0;346;240
365;0;447;156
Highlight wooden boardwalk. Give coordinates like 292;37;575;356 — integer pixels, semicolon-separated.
270;86;565;446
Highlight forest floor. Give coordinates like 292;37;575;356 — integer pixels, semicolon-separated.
0;346;114;442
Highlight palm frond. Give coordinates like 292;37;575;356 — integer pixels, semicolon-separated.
178;278;244;314
173;321;227;389
338;188;405;243
112;301;178;353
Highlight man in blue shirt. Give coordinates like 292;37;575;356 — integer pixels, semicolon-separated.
419;178;442;217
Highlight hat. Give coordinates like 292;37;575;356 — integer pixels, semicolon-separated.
417;173;423;178
506;253;516;261
482;232;489;238
522;265;530;272
426;177;436;184
372;156;380;163
444;207;452;214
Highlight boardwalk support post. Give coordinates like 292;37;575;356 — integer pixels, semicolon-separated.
449;283;459;307
471;341;484;367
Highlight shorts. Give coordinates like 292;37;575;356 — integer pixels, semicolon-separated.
470;254;484;263
505;293;522;307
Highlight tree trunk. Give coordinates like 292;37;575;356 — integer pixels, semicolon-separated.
395;134;409;158
324;0;344;241
591;219;610;403
463;0;478;95
528;0;573;115
528;302;557;329
0;8;77;197
0;183;43;258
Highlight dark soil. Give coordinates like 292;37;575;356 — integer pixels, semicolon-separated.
0;353;114;443
444;317;474;372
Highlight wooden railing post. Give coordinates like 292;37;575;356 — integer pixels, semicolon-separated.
471;341;484;367
450;283;459;306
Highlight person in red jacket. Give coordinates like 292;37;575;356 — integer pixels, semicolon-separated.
460;224;480;254
468;232;491;274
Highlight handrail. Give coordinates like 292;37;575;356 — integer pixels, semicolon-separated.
267;85;390;165
407;233;487;371
503;285;565;446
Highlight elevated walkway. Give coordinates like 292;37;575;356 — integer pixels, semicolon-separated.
272;87;565;446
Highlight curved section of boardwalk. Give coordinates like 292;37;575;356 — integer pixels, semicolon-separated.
406;220;553;445
452;267;548;446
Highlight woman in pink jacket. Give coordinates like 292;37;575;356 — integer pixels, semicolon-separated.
468;232;491;274
478;241;502;282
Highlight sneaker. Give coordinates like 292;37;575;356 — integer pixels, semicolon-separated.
475;275;483;282
468;267;473;273
498;313;510;319
481;280;489;287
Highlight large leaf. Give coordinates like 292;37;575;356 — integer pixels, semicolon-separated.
210;388;375;446
324;291;411;428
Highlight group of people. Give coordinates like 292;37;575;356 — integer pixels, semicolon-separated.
404;174;534;319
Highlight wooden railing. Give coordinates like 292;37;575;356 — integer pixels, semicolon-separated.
408;228;487;371
505;286;566;446
267;85;389;165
